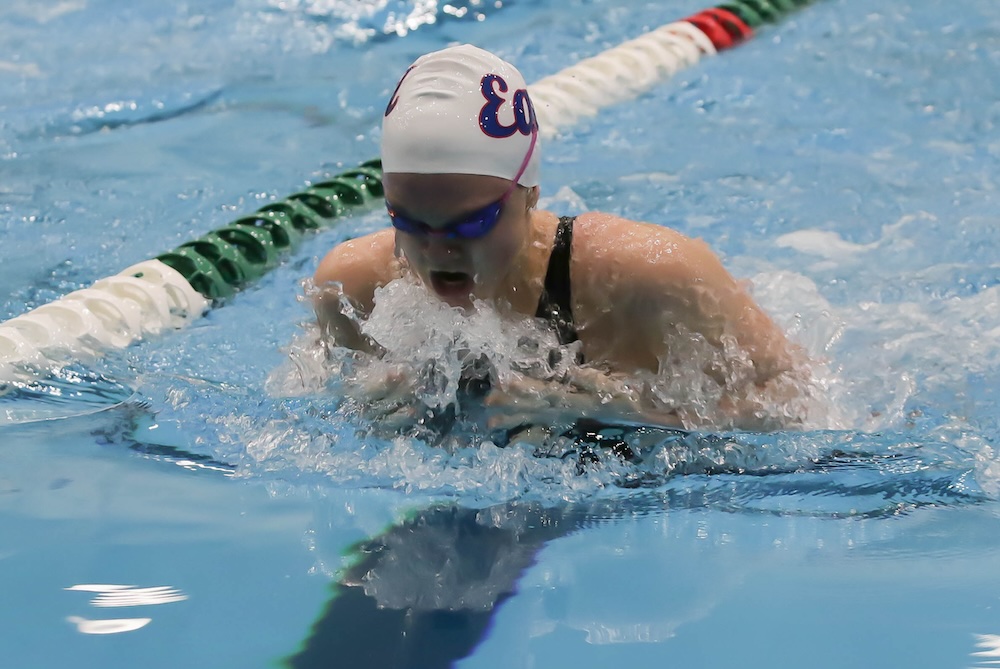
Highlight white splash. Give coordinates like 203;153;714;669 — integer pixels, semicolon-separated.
776;229;878;260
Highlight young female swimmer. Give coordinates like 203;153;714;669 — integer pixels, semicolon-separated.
313;44;811;431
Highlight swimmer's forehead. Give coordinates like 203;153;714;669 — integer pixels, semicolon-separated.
384;173;512;217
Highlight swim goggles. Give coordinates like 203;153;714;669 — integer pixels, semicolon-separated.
386;195;510;240
386;124;537;240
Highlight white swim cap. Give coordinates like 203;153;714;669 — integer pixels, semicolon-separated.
381;44;540;187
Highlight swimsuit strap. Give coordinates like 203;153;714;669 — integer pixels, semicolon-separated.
535;215;579;346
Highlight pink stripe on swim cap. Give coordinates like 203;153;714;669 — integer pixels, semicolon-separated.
381;44;541;187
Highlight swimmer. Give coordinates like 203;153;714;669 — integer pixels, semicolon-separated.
313;44;811;431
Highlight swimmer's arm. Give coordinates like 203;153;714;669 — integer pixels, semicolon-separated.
630;228;800;384
630;227;809;428
312;229;397;353
486;222;800;430
313;287;378;354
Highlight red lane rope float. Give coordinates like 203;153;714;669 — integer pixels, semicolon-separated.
685;8;754;52
705;8;755;44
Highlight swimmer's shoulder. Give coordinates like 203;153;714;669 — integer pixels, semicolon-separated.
573;212;798;380
314;228;400;311
571;212;712;295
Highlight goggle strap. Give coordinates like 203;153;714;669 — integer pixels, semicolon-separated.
502;125;538;200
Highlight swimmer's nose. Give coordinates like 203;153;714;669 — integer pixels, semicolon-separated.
422;235;465;258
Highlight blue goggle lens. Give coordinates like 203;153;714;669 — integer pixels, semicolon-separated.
387;200;503;240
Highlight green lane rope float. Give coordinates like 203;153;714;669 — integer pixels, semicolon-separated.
155;162;384;300
0;1;818;381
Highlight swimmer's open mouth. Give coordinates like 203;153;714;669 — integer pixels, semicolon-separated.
429;270;474;299
431;270;471;284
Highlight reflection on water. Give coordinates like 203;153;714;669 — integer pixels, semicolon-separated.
66;584;189;608
971;634;1000;668
288;504;567;669
66;616;152;635
65;584;187;636
287;448;985;669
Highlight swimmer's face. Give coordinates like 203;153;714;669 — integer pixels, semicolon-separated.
385;173;535;308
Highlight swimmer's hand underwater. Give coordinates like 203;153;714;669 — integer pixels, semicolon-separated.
483;368;684;432
340;359;684;439
341;363;421;430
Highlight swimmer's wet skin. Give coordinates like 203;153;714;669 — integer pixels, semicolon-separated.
313;44;817;433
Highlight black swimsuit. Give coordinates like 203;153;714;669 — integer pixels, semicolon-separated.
534;216;579;346
454;216;579;401
524;217;651;461
455;215;662;460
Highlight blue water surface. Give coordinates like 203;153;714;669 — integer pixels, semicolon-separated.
3;1;1000;667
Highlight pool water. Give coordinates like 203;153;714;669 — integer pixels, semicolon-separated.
3;1;1000;667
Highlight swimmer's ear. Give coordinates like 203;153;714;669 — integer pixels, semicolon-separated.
526;186;540;210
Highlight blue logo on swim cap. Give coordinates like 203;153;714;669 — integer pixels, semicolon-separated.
478;74;537;138
385;66;415;117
